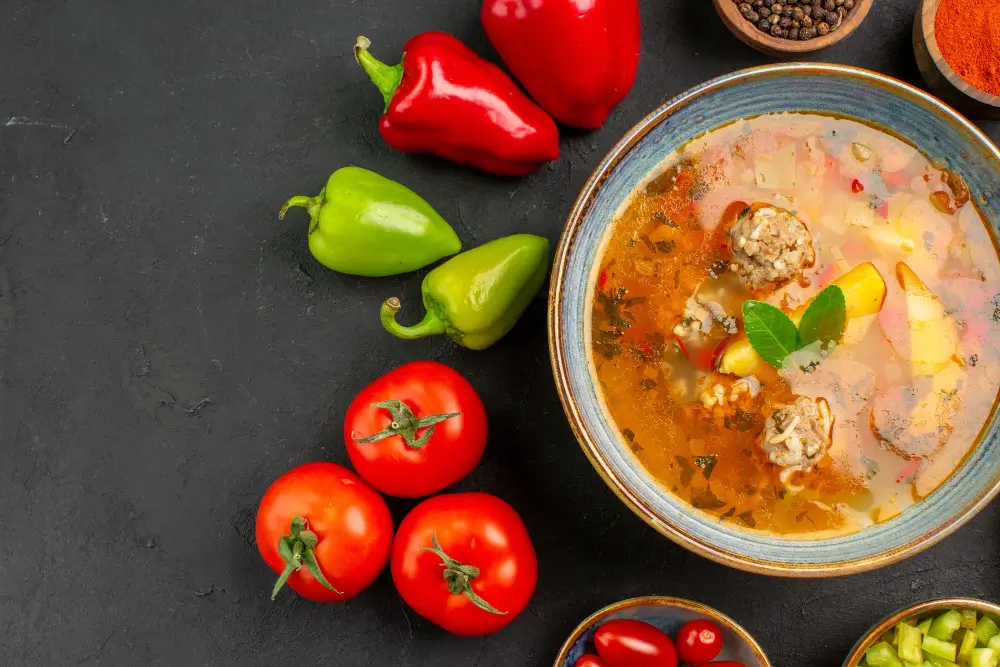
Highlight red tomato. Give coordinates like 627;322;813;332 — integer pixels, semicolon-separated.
594;619;678;667
255;462;393;602
676;619;723;664
345;361;488;498
391;493;537;636
576;655;608;667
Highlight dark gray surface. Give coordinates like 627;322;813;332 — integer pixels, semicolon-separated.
3;0;999;665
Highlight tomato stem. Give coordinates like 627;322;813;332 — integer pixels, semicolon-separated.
353;399;459;449
270;516;341;600
418;531;507;616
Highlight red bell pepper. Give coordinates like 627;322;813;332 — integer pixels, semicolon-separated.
354;32;560;177
481;0;641;130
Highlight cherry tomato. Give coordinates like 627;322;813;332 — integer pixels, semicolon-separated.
576;655;608;667
677;619;723;664
391;493;537;636
594;619;678;667
255;462;393;602
345;361;488;498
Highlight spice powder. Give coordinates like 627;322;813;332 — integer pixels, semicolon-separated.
935;0;1000;96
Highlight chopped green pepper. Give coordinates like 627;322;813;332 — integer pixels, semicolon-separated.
977;618;1000;646
924;636;959;662
932;611;965;642
899;622;926;663
867;641;904;667
280;166;461;277
919;618;935;635
959;630;980;666
963;611;980;630
380;234;550;350
987;636;1000;652
970;649;999;667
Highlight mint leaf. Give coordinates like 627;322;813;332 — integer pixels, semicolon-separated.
742;300;799;368
798;285;846;350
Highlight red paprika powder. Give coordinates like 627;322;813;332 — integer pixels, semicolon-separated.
935;0;1000;96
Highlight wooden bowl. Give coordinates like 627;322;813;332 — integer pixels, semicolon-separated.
713;0;873;57
913;0;1000;120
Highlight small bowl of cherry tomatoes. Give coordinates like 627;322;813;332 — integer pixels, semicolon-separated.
554;596;773;667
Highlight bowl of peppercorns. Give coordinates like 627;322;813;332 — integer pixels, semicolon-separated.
714;0;873;57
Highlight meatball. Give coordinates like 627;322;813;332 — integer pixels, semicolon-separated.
730;206;816;290
760;395;833;487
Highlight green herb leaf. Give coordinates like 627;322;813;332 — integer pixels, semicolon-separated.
693;454;717;479
655;240;675;254
640;379;657;391
742;300;800;369
797;284;846;350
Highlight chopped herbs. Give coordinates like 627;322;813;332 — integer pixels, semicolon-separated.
652;211;680;228
725;409;759;432
597;287;632;335
640;379;657;390
691;486;726;510
622;428;635;442
674;455;696;487
735;510;756;528
693;454;718;479
655;240;676;254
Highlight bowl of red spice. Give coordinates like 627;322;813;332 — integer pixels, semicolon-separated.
914;0;1000;119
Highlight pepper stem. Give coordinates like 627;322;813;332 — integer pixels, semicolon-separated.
278;188;326;235
354;36;404;111
418;531;508;616
354;399;459;449
271;516;342;600
380;297;447;340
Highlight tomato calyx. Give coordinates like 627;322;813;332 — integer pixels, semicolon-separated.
354;399;460;449
271;516;342;600
418;531;508;616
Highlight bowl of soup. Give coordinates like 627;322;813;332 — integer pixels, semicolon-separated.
549;62;1000;576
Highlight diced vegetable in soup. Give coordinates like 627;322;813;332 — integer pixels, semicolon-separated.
589;113;1000;538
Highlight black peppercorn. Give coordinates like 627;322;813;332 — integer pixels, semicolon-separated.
823;10;838;23
817;21;830;35
739;2;753;17
752;0;764;6
844;0;854;8
835;0;845;5
791;19;800;28
792;6;804;19
800;25;817;38
759;6;771;17
801;15;813;27
788;27;800;39
770;23;783;36
769;13;780;24
758;17;772;31
822;0;834;9
779;16;792;27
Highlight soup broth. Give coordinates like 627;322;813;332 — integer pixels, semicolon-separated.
589;113;1000;538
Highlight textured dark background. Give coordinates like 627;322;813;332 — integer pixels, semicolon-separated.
3;0;1000;665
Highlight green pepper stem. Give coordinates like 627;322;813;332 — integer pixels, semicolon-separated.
380;297;446;340
354;36;404;111
279;189;325;234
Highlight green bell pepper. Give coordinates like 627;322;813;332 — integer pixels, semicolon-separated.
380;234;550;350
279;166;461;277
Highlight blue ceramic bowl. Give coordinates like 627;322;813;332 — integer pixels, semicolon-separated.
548;63;1000;576
553;596;772;667
842;598;1000;666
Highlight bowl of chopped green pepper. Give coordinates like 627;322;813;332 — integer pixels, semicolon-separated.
844;598;1000;667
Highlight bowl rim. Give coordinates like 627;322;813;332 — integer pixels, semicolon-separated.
713;0;874;56
918;0;1000;107
547;61;1000;577
551;595;774;667
841;597;1000;666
